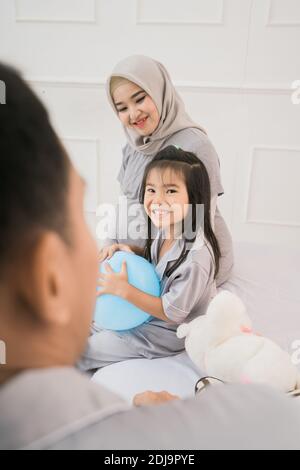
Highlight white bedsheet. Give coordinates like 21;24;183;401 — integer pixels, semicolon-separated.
93;352;201;402
93;242;300;403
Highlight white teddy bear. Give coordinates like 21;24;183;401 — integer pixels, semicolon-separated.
177;290;300;393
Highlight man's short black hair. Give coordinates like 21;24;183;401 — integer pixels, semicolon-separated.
0;63;70;274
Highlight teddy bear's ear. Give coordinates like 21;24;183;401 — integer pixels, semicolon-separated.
176;323;190;339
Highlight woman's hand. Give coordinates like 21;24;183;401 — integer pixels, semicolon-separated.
97;261;129;298
98;243;134;263
133;391;180;407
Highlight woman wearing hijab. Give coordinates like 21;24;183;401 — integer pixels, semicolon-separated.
100;55;233;288
78;56;233;371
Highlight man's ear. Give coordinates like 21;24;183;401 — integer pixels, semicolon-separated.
18;232;73;327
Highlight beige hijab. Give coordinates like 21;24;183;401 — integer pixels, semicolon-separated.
106;55;206;155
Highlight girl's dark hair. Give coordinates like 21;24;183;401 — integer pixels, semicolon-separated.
139;146;221;278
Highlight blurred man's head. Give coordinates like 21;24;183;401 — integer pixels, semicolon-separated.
0;64;98;381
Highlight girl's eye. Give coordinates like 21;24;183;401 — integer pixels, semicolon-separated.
117;107;127;113
146;188;155;193
136;95;146;104
167;189;177;194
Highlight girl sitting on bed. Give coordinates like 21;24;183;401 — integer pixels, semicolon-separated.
78;146;220;371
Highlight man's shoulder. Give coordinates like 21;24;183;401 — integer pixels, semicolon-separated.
48;384;300;450
0;367;126;450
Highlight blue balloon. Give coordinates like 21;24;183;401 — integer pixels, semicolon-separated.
94;251;161;331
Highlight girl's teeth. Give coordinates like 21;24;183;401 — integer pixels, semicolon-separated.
153;209;169;214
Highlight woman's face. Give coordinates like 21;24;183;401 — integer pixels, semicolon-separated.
113;81;160;137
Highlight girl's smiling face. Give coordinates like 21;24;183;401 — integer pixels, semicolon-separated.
144;167;189;232
113;81;160;137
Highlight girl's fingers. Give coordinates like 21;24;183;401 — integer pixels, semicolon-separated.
99;245;117;261
108;245;119;258
119;244;133;253
96;283;106;296
119;244;128;251
104;263;114;273
99;250;108;262
121;260;127;274
98;273;107;280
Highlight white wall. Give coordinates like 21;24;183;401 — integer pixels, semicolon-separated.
1;0;300;247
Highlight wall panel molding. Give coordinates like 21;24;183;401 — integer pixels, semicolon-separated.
266;0;300;27
15;0;97;24
245;146;300;227
136;0;225;26
27;77;293;95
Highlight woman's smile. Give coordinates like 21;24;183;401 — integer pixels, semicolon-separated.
132;116;148;129
113;81;160;136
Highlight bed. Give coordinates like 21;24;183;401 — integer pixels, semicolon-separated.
92;241;300;403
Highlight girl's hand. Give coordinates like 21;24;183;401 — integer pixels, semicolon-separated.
98;244;134;263
97;261;129;298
